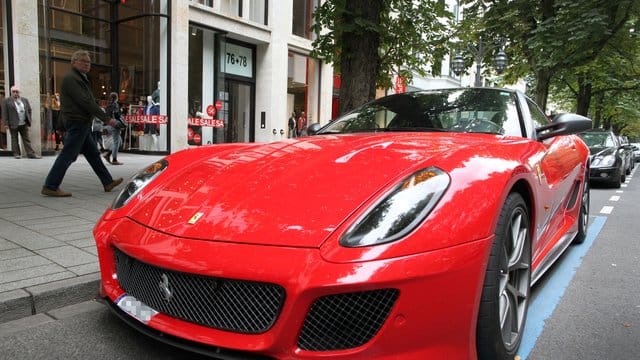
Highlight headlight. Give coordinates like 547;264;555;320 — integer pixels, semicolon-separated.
592;154;615;167
111;159;168;209
340;167;450;247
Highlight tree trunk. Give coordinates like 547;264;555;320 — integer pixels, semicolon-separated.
575;75;592;116
534;69;552;112
338;1;383;115
592;93;603;129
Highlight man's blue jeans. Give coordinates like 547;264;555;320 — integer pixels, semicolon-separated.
44;120;114;190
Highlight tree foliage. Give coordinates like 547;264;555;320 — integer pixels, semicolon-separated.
456;0;638;111
311;0;451;115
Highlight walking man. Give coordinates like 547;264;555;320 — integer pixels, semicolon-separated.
42;50;123;197
1;85;40;159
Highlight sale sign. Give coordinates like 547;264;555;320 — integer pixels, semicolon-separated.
123;115;168;124
188;117;225;128
206;104;216;117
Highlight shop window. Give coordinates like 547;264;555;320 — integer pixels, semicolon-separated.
37;0;169;153
0;1;6;151
292;0;319;39
188;26;218;146
38;1;113;152
118;14;169;152
189;26;255;145
287;52;320;135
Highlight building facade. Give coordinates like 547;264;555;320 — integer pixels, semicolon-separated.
0;0;334;155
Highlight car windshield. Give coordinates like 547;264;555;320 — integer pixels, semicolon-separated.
318;88;522;136
579;132;614;147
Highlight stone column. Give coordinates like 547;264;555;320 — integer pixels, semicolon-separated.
9;0;41;154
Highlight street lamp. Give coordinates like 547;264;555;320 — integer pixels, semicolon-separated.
451;37;508;87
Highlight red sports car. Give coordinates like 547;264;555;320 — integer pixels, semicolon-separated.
94;88;592;359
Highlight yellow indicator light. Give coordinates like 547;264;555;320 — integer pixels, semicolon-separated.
401;170;438;189
144;162;164;174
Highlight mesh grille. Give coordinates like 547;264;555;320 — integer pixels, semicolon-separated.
297;289;399;351
114;248;285;334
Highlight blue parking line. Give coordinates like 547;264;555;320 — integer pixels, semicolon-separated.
518;215;607;359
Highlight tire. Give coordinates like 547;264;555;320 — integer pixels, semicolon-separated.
609;169;622;188
573;170;590;244
476;193;531;360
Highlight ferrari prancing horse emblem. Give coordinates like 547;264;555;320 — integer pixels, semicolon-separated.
159;273;173;303
188;211;204;225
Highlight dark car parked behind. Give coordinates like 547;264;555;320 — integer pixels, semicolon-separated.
579;130;628;188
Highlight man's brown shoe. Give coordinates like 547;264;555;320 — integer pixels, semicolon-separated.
104;178;124;192
41;187;72;197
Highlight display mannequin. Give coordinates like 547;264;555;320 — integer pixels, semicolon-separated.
151;81;160;105
142;95;159;150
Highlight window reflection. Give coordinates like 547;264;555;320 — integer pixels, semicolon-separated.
292;0;319;39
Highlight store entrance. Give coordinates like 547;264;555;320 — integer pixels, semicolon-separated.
221;80;254;143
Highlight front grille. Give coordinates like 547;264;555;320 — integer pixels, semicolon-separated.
297;289;399;351
114;248;285;334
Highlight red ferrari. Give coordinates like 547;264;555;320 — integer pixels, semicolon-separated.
94;88;592;359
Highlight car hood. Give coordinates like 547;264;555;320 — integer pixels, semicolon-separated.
127;133;518;247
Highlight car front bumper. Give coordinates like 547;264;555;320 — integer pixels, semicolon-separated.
94;217;492;360
589;166;620;181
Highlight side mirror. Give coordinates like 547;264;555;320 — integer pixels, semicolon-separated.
307;123;322;135
536;113;592;141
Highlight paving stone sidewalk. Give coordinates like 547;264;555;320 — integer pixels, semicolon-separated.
0;152;162;323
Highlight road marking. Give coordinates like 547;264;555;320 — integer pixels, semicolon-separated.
609;196;620;201
600;206;614;214
616;190;624;193
519;216;606;359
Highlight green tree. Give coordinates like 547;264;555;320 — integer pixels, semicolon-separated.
457;0;637;111
311;0;451;115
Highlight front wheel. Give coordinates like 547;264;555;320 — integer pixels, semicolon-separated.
573;171;590;244
476;193;531;360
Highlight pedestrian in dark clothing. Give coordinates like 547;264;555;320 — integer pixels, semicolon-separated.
42;50;123;197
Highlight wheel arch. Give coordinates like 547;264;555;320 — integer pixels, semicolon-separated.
509;179;535;229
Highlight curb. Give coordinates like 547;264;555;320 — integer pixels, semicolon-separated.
0;273;100;324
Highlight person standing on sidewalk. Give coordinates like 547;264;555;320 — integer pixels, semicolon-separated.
103;92;125;165
42;50;123;197
1;85;40;159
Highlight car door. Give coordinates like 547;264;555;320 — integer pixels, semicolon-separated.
524;98;583;264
